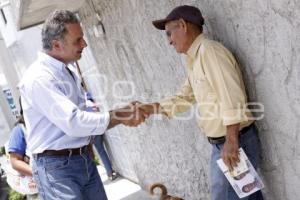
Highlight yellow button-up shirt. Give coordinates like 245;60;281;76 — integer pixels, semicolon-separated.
160;34;253;138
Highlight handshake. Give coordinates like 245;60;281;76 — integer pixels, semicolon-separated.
108;102;164;128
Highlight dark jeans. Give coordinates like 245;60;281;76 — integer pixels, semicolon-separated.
210;125;264;200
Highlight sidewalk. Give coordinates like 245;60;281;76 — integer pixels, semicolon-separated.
97;165;156;200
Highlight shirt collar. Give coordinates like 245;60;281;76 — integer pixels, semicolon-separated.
186;33;205;59
38;51;66;71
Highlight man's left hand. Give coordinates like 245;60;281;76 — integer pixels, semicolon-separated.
222;123;240;171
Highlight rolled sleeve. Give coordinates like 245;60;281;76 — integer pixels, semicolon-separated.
90;111;110;134
222;109;247;126
160;78;196;118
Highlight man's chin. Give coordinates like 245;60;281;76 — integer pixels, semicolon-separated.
70;56;81;62
76;54;82;59
176;49;184;54
174;47;184;54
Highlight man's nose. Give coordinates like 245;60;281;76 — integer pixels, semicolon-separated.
81;38;87;48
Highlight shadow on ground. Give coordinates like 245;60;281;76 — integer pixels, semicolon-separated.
121;189;156;200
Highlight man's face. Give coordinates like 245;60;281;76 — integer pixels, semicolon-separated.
59;23;87;63
242;182;256;193
165;20;189;54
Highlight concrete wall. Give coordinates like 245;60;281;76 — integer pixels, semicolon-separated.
0;0;297;199
77;0;300;199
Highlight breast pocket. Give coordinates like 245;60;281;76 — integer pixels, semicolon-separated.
192;78;209;102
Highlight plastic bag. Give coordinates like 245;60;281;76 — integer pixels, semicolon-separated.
6;164;38;195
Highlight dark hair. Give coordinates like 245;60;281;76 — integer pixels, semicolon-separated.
15;97;25;126
42;10;79;50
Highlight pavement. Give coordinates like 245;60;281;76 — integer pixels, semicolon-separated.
0;155;156;200
97;165;156;200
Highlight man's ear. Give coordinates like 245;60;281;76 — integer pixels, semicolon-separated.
179;18;188;33
51;40;62;51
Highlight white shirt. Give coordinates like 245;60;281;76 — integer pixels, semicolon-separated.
18;52;110;154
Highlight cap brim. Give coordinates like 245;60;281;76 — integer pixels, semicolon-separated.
152;19;169;30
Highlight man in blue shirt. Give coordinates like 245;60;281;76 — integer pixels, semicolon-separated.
8;98;32;177
9;124;26;156
7;99;38;198
8;125;30;175
18;10;147;200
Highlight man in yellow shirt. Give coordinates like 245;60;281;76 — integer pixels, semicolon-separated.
142;5;264;200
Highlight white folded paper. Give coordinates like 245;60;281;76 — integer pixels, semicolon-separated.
217;148;264;198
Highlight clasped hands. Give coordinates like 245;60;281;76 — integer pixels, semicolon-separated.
109;102;161;128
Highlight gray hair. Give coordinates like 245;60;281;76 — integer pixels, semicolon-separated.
42;10;79;50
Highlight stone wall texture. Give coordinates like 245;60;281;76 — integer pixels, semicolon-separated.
77;0;300;199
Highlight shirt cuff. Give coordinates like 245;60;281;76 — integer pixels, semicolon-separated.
222;109;248;126
8;148;25;156
91;111;110;135
159;100;174;118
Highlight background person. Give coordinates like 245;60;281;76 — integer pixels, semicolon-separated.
85;91;119;181
7;98;38;199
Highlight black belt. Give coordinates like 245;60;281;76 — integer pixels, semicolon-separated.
207;123;255;145
36;145;89;157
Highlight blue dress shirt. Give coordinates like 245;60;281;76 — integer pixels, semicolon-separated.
18;52;110;154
